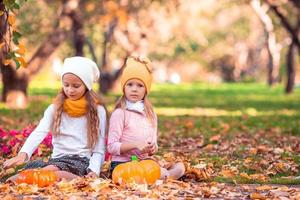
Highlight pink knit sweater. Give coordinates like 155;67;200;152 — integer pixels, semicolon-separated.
107;108;157;162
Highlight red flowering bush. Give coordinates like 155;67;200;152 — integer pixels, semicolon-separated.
0;126;52;159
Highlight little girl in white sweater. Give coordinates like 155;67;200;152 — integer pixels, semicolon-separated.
3;56;106;181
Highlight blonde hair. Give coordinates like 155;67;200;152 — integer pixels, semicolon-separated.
52;89;106;149
115;95;156;126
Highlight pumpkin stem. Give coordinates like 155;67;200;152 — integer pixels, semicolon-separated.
131;155;138;161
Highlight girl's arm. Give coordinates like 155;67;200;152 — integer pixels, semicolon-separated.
153;115;159;152
3;105;54;168
120;141;149;153
87;106;106;176
107;109;126;155
19;105;55;158
146;114;158;155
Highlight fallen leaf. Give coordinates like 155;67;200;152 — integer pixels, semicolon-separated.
249;174;268;182
240;172;251;179
250;192;266;200
203;144;214;151
184;119;194;129
256;185;273;191
249;148;257;155
220;169;236;178
163;152;176;162
90;179;110;192
209;134;221;142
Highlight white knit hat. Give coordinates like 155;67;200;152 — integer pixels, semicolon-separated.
61;56;100;90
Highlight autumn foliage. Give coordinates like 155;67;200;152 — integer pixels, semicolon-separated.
0;1;27;68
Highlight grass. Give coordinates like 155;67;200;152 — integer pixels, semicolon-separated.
151;83;300;145
1;82;300;184
151;83;300;111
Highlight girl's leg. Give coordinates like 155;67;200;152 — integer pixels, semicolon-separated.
54;170;80;181
6;170;79;182
43;165;80;181
8;159;48;182
6;165;63;182
160;167;170;180
42;165;60;171
168;162;185;180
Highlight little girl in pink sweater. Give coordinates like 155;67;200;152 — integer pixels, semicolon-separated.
107;56;185;180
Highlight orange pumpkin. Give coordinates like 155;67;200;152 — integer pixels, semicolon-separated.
112;156;160;185
139;160;161;184
16;169;57;187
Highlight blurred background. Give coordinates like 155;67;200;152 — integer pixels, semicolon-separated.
0;0;299;130
0;0;299;109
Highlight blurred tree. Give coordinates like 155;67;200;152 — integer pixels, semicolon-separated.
264;0;300;93
72;1;84;56
251;0;281;86
0;0;28;108
87;0;153;93
0;0;27;68
1;0;81;108
98;0;128;93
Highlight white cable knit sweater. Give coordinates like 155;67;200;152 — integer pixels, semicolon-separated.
19;104;106;176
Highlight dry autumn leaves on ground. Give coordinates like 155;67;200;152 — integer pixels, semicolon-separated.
1;83;300;199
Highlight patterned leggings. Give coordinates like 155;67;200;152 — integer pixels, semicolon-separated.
24;155;90;176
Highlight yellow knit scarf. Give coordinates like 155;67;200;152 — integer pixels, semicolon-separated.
63;96;87;117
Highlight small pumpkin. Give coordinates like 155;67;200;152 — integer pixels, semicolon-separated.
16;169;57;187
112;156;160;185
139;159;161;184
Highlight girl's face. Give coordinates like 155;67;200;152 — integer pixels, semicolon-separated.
62;73;87;100
124;78;146;103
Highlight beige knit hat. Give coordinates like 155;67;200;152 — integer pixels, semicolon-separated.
120;56;153;93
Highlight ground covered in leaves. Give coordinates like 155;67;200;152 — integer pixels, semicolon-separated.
1;124;300;199
1;178;300;199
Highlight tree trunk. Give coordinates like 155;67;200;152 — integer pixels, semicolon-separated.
99;58;126;94
265;1;300;93
0;0;81;108
251;0;280;86
86;39;98;63
99;19;119;94
71;1;85;56
285;42;296;93
268;3;300;52
1;66;29;108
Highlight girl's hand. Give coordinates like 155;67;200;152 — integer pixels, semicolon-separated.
136;142;157;155
145;143;157;156
3;152;28;169
145;138;157;155
136;142;150;153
